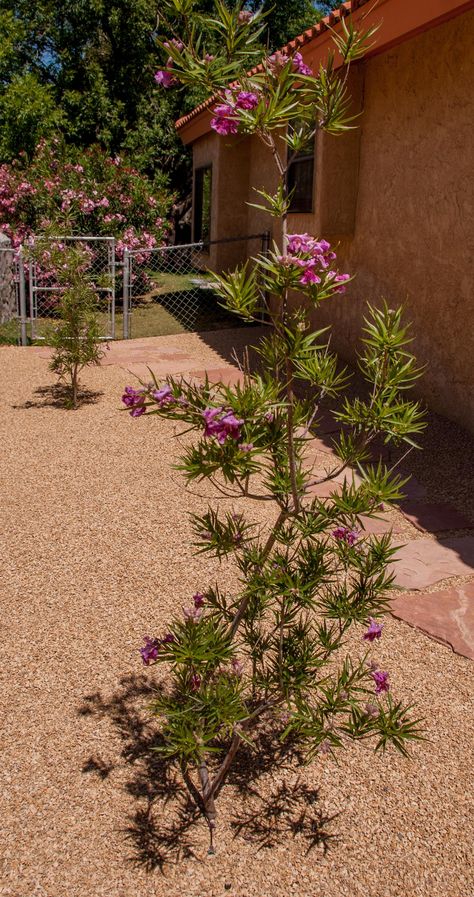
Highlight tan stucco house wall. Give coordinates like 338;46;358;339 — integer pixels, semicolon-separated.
180;1;474;432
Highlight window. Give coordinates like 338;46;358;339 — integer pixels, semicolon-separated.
194;165;212;243
287;132;315;214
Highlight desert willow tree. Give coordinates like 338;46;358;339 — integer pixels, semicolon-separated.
37;240;105;408
123;2;425;852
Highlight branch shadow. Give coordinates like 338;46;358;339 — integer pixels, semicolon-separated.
78;674;200;871
77;675;339;872
230;778;338;854
13;383;103;410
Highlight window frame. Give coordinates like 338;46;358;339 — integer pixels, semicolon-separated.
193;164;213;245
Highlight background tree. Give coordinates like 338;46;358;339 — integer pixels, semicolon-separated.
0;1;340;197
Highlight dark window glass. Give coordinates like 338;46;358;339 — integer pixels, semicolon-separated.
287;126;315;213
287;155;314;213
194;166;212;243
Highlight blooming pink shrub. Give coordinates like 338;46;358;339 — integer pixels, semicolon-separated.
0;138;170;252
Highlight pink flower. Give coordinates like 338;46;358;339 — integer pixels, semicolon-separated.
363;618;383;641
287;233;313;254
230;658;244;676
211;116;239;136
193;592;205;608
300;267;321;286
210;101;240;136
371;670;390;694
268;51;290;71
163;38;184;51
202;407;244;444
154;70;175;88
235;91;259;110
293;52;313;76
332;526;359;546
183;605;203;624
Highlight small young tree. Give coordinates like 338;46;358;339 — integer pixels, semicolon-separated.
123;2;426;852
46;243;105;408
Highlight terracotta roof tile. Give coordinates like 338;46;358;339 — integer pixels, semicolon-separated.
175;0;371;130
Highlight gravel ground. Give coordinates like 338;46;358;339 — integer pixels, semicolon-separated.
1;335;474;897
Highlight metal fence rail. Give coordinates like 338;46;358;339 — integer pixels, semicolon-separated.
123;232;269;340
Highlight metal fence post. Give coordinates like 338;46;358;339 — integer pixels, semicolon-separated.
28;257;36;341
18;249;28;346
122;249;130;339
109;237;116;340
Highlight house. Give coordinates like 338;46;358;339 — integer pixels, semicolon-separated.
176;0;474;432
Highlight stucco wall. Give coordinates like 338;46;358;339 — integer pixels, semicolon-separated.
191;10;474;431
317;10;474;431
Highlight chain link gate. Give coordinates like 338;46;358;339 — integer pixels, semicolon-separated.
0;243;28;345
122;233;270;340
28;235;116;341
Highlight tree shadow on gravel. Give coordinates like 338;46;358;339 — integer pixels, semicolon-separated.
230;778;338;854
77;674;339;871
13;383;103;410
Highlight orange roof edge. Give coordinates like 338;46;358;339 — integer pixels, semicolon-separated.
176;0;474;144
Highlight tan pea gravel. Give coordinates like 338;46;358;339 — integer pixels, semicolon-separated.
1;333;474;897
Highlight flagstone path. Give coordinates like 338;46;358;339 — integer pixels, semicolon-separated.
31;334;474;659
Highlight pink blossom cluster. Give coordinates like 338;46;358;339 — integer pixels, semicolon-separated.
115;227;157;262
0;141;169;269
202;407;244;444
279;234;351;291
155;39;185;89
268;50;313;77
210;90;260;136
332;525;359;545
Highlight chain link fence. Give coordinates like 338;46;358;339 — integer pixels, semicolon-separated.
27;235;116;341
123;233;269;340
0;231;270;344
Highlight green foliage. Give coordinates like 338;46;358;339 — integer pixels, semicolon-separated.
45;243;105;408
0;74;63;161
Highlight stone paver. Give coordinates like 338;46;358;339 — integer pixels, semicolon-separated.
360;514;402;535
401;477;428;501
189;366;245;386
391;583;474;660
390;536;474;590
400;501;473;533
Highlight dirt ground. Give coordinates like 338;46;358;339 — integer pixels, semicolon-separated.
1;332;473;897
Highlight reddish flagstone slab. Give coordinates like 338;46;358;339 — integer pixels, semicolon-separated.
307;470;363;498
400;477;428;501
360;515;401;535
391;583;474;660
316;411;340;435
390;536;474;590
101;344;194;367
400;501;474;533
188;366;244;387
